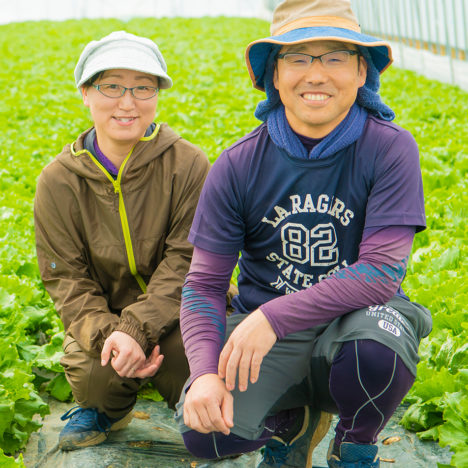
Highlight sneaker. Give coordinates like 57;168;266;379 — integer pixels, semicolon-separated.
258;407;332;467
59;406;133;451
327;440;379;467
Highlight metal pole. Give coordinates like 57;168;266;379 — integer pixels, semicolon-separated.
402;0;410;46
394;0;405;68
451;0;460;59
382;2;394;41
434;0;443;55
425;0;433;53
413;0;426;71
366;0;372;32
442;0;456;83
362;0;369;32
410;0;419;49
428;0;440;54
462;0;468;60
372;0;382;37
386;0;393;42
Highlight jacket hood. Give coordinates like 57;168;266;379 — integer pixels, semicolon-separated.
56;123;181;180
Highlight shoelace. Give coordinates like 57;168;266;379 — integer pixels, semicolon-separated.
262;442;290;465
60;406;111;434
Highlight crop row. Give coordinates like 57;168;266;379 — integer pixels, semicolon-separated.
0;16;466;467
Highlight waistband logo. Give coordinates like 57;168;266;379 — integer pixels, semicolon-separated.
378;319;401;337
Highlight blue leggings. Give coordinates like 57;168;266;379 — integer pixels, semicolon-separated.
182;340;414;459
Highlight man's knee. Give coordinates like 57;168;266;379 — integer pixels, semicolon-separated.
333;339;414;382
181;430;218;459
330;339;415;409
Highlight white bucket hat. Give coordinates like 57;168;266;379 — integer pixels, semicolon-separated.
74;31;172;89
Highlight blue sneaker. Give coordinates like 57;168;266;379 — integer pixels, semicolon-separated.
327;441;379;467
258;407;332;467
59;406;132;451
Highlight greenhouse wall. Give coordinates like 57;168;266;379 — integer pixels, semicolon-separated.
0;0;271;23
1;0;467;90
351;0;468;89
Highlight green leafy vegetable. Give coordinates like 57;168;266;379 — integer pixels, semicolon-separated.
0;15;466;467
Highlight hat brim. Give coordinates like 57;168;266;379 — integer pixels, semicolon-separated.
246;26;393;91
76;45;172;89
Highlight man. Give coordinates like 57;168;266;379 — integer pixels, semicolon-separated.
176;1;431;467
34;31;210;450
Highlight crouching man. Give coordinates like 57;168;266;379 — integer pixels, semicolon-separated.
175;1;431;467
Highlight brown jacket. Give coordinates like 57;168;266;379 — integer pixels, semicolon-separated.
34;123;210;357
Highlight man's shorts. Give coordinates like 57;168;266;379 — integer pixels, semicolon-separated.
176;296;431;440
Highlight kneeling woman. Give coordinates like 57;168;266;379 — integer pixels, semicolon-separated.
34;31;210;450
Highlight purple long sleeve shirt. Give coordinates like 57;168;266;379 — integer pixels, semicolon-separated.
181;226;415;383
181;117;425;383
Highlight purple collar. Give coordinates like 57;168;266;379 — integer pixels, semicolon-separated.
93;137;119;176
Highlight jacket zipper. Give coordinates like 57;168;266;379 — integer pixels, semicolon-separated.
71;123;161;294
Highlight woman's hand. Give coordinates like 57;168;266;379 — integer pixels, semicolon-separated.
101;331;164;379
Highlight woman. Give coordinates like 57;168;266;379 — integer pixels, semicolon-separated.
34;31;210;451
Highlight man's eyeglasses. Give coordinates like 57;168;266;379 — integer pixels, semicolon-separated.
92;84;159;100
277;50;360;70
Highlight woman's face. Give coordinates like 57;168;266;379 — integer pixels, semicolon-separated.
81;68;159;151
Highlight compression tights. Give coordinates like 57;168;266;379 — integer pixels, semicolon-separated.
182;339;414;459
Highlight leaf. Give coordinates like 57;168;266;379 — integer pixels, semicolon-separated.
45;373;72;402
400;400;444;432
138;382;164;402
0;15;467;461
0;449;25;467
438;392;468;452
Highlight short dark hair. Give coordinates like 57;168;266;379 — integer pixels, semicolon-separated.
81;71;106;88
80;70;159;88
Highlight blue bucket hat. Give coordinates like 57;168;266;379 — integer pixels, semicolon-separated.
246;0;393;91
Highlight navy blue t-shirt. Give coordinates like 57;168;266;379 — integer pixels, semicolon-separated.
189;116;425;315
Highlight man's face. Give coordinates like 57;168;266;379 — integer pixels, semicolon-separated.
273;40;367;138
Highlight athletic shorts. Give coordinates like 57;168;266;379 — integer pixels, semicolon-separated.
176;296;431;440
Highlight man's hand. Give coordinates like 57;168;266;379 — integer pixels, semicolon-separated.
218;309;277;392
184;373;233;435
101;331;164;379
